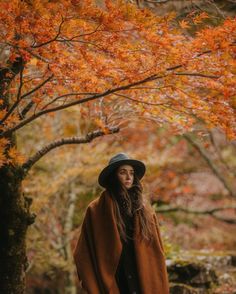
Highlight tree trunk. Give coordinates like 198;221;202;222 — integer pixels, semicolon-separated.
64;186;77;294
65;269;77;294
0;55;30;293
0;166;33;294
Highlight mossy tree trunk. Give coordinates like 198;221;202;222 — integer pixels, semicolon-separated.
0;166;32;293
0;57;34;293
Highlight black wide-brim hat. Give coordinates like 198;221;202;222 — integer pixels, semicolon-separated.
98;153;146;188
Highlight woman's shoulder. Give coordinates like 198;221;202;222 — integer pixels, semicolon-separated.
86;190;107;212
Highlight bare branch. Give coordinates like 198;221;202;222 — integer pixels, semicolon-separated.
196;49;212;57
206;0;226;19
175;72;220;79
20;101;35;119
144;0;169;3
166;65;183;71
114;93;168;106
183;134;236;198
21;127;119;175
129;86;171;90
154;204;236;224
208;129;236;177
17;66;24;101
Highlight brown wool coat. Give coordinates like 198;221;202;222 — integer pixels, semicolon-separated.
73;191;169;294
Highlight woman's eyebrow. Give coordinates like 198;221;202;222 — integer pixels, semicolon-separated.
119;168;134;172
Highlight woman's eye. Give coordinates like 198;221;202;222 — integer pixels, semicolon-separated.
119;170;133;176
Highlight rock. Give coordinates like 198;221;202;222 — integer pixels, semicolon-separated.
218;273;234;285
167;251;236;293
170;283;206;294
168;261;218;289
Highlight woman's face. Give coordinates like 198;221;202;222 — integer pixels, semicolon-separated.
116;164;134;189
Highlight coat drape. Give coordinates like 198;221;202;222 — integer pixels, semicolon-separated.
73;190;169;294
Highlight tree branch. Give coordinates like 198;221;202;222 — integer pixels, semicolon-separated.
114;93;168;106
41;92;97;110
0;74;54;125
20;101;35;119
154;204;236;224
183;134;236;198
0;73;162;137
0;57;24;110
175;72;220;79
21;74;54;100
208;129;236;177
55;38;105;51
56;23;102;42
21;127;119;175
143;0;170;3
31;21;102;50
0;66;24;123
31;17;66;48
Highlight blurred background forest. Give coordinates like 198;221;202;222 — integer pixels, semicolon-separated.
23;121;236;293
2;0;235;293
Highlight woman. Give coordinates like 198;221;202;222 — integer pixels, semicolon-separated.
73;153;169;294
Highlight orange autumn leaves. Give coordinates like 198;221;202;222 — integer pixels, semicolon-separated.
0;0;236;169
179;11;210;29
0;139;25;167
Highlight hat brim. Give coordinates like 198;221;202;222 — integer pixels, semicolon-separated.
98;159;146;188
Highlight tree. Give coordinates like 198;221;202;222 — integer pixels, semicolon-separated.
0;0;235;292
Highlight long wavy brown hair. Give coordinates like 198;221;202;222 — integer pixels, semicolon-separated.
106;168;154;243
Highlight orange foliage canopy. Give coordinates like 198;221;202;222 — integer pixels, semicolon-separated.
0;0;235;167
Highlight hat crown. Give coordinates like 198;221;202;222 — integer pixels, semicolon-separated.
109;153;130;165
